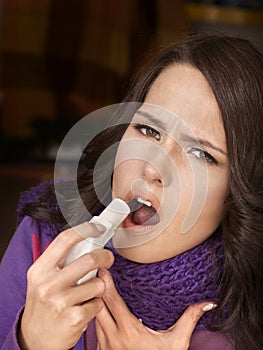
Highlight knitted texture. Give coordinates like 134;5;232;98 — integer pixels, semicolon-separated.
108;230;224;331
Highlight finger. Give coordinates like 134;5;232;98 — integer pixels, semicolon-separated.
60;249;114;286
72;297;104;326
36;224;102;268
170;302;217;340
96;317;110;350
60;277;106;306
96;302;118;334
98;269;138;329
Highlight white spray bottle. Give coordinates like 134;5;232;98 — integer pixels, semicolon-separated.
64;198;140;284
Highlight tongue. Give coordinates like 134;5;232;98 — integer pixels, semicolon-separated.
131;205;159;226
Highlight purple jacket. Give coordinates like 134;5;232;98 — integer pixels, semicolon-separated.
0;195;234;349
0;216;94;350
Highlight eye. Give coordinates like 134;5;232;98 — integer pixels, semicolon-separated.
188;147;218;164
133;124;161;141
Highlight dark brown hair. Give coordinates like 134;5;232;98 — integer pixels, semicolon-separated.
23;33;263;349
123;33;263;350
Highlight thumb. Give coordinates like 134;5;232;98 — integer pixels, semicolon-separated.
98;269;137;325
168;302;217;340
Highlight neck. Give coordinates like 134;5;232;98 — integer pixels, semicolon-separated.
108;229;224;331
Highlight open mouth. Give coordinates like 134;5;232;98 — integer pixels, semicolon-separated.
126;197;160;227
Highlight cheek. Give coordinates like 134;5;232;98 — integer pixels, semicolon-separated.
198;173;229;229
206;178;228;216
112;160;139;197
112;163;125;197
177;167;229;234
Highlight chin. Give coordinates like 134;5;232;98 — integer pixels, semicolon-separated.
114;230;214;263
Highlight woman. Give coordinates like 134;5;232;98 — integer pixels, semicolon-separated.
0;33;262;350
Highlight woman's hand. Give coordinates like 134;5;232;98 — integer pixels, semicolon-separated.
96;269;216;350
19;226;114;350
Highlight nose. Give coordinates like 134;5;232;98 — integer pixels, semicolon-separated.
142;136;178;187
142;147;174;187
143;161;162;185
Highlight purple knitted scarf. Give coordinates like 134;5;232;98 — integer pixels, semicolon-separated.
108;230;224;331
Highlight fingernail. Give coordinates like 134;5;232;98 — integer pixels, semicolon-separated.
95;224;106;233
202;303;217;312
98;268;109;277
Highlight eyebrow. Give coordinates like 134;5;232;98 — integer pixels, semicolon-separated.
136;110;168;130
181;134;227;156
136;110;227;157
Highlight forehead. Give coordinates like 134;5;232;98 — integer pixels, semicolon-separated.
144;64;225;143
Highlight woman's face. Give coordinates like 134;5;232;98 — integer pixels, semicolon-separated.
112;64;229;263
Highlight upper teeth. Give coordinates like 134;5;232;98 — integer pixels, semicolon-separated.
137;197;152;207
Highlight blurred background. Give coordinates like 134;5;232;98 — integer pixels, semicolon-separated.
1;0;263;259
